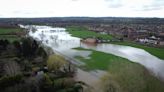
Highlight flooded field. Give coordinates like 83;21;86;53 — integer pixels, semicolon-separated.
27;25;164;80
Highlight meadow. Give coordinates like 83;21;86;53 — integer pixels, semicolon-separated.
0;28;21;34
0;28;22;42
74;47;164;92
66;26;113;40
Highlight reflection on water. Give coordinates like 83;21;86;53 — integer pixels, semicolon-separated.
28;26;91;60
81;43;164;80
27;25;164;80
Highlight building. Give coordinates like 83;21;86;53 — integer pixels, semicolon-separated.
82;38;97;43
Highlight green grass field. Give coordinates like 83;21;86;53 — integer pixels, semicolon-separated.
111;41;164;59
66;26;113;40
74;48;136;70
74;47;164;92
0;28;21;34
74;47;131;70
0;35;21;42
0;28;22;42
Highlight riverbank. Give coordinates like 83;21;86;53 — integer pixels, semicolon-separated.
66;26;164;60
0;28;24;42
110;41;164;59
74;47;164;92
74;47;131;70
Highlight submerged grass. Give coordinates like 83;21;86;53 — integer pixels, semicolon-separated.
74;47;130;70
74;47;164;92
111;41;164;60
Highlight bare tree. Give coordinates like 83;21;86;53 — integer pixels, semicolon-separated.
3;61;21;76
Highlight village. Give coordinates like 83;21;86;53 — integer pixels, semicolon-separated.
85;24;164;46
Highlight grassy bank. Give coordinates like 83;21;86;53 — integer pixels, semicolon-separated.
0;28;21;34
111;41;164;59
0;35;21;42
74;47;164;92
66;26;113;40
0;28;22;42
74;47;131;70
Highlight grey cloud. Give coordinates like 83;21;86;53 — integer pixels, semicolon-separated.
105;0;123;8
12;11;38;14
70;0;78;1
141;5;163;11
136;0;164;11
108;3;122;8
13;11;23;14
152;0;164;6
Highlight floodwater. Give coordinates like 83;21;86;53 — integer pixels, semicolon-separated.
26;25;164;80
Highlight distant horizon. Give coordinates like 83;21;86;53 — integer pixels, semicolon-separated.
0;16;163;19
0;0;164;18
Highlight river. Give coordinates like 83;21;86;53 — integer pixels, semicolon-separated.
25;25;164;80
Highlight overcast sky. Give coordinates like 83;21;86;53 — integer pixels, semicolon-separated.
0;0;164;18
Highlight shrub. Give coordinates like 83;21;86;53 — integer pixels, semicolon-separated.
47;54;66;71
0;75;22;89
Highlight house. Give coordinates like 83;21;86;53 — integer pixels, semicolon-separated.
158;32;164;46
147;36;159;44
137;36;159;45
99;31;108;35
82;38;97;43
117;27;152;40
138;38;148;43
136;30;149;38
117;27;138;40
159;41;164;46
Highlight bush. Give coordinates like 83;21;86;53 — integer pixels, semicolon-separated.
47;54;66;71
0;75;22;89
